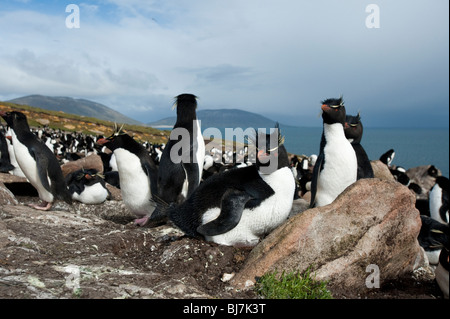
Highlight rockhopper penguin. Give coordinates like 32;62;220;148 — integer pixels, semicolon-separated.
344;113;374;180
429;176;449;224
155;94;205;217
0;110;72;210
66;168;110;205
166;124;295;246
97;124;158;226
310;97;357;208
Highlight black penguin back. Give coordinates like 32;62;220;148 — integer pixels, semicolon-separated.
167;165;275;238
0;129;15;173
344;114;374;179
66;169;106;195
174;94;198;129
2;111;72;204
97;130;158;195
157;94;201;205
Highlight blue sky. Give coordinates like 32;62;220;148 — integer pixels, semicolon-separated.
0;0;448;128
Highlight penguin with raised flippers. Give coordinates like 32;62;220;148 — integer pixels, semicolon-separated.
97;124;158;226
0;111;72;210
167;124;295;246
156;94;205;210
310;97;357;208
344;113;374;180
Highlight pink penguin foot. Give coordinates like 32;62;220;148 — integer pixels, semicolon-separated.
28;201;52;211
134;216;150;227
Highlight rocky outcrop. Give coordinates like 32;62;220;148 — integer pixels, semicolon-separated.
0;181;18;206
231;178;426;295
406;165;441;200
0;197;253;299
371;160;395;181
60;153;105;177
1;174;442;299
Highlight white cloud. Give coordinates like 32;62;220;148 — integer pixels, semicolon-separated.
0;0;448;126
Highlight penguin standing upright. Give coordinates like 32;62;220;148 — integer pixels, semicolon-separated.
429;176;449;224
344;113;374;179
157;94;205;208
0;128;15;173
0;111;72;210
167;124;295;246
97;124;158;226
310;97;357;208
4;127;26;177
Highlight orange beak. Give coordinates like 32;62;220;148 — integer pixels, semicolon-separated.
97;138;108;145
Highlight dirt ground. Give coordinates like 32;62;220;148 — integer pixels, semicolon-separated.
0;191;446;300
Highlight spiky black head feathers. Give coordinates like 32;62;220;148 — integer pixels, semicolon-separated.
321;96;344;107
320;95;346;125
344;113;363;144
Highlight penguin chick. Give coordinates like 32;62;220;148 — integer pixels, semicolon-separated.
97;124;158;226
0;111;72;210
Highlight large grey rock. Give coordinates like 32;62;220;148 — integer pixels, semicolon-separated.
231;178;425;294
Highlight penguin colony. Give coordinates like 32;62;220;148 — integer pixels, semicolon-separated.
0;94;448;298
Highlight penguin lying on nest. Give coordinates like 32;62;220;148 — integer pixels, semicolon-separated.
66;168;110;205
0;110;72;210
97;124;158;226
165;124;295;247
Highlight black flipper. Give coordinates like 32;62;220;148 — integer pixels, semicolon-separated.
31;147;52;193
197;189;252;236
309;151;324;208
142;161;158;196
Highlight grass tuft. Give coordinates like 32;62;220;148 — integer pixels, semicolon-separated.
254;267;333;299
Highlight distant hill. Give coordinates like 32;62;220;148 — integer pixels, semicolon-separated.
7;95;142;126
148;109;284;129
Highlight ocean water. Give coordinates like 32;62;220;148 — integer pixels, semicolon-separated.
199;126;449;177
280;126;449;178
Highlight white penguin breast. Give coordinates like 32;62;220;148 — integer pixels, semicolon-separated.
429;185;448;224
11;131;53;203
316;123;357;207
194;119;206;182
72;183;108;204
113;148;154;215
202;166;295;246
